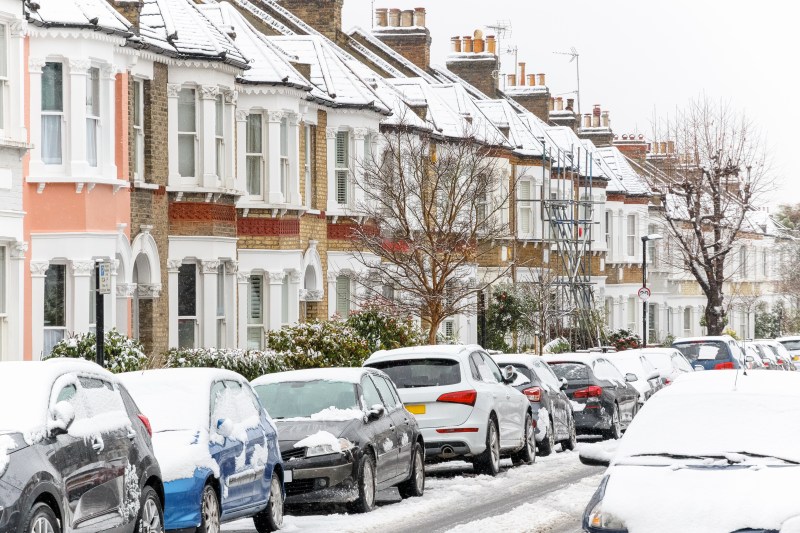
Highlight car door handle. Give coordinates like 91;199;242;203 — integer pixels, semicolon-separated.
127;430;137;440
91;437;103;452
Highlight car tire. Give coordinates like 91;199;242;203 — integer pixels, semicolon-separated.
198;484;221;533
511;412;536;466
254;470;284;532
136;485;164;533
473;417;501;476
561;413;578;451
349;453;377;513
25;502;61;533
603;404;622;440
538;417;555;456
398;443;425;498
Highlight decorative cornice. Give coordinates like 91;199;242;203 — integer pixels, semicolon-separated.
237;271;252;283
9;20;27;37
224;91;238;105
67;59;92;72
267;271;286;284
30;261;49;277
299;288;324;302
117;283;137;298
167;259;183;272
225;261;238;275
353;127;368;141
200;260;221;274
235;110;248;122
326;127;337;140
28;57;46;73
166;84;182;98
137;283;162;299
200;85;219;100
268;110;285;123
10;241;28;260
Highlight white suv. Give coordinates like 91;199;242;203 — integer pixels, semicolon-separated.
363;345;534;476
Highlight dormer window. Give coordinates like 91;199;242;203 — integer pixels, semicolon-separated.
41;62;63;165
178;88;197;178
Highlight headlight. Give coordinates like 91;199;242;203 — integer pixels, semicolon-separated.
583;476;628;532
305;438;355;458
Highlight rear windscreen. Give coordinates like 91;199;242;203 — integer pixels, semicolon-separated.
367;358;461;388
672;341;730;362
780;340;800;351
549;362;589;382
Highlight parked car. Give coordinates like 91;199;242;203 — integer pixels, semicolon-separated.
490;354;577;455
756;339;795;370
252;368;424;512
640;348;694;385
776;336;800;369
543;354;639;439
0;359;163;533
580;371;800;533
119;368;283;533
671;335;744;370
743;343;771;369
363;345;535;476
606;351;663;404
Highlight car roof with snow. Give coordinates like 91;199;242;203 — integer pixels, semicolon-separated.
672;335;735;344
252;367;381;386
541;353;608;365
120;367;247;386
491;353;548;367
366;344;482;363
0;358;115;382
641;347;681;354
667;369;800;396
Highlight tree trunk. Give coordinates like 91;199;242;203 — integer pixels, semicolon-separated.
704;292;726;335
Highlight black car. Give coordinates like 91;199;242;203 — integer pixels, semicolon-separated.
0;359;163;533
252;368;424;513
491;354;577;455
543;354;639;439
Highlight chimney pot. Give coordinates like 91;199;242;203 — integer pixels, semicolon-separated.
527;74;536;86
660;141;667;154
486;35;496;54
375;8;388;27
507;74;516;87
668;140;675;154
593;105;601;117
388;8;400;27
451;36;462;53
472;29;484;53
413;7;426;27
592;114;600;128
583;114;592;128
601;111;610;128
566;98;574;110
623;134;629;140
638;134;644;140
537;73;546;86
518;62;526;85
462;35;473;53
400;9;414;27
548;97;555;111
555;97;564;111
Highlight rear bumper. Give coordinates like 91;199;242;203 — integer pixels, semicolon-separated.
573;405;612;433
420;422;487;460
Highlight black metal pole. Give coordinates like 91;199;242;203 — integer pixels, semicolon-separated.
95;263;104;367
642;238;647;347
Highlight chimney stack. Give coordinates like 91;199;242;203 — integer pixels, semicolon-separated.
374;6;432;70
584;114;592;128
486;35;496;54
278;0;344;41
445;28;501;98
413;7;426;27
388;8;400;27
375;7;388;27
549;97;555;111
518;62;526;85
107;0;143;28
660;141;667;154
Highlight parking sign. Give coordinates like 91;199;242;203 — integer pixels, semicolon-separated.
99;262;111;295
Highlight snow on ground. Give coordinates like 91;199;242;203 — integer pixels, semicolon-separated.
223;445;602;533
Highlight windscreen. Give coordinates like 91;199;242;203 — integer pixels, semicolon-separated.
367;358;461;388
673;341;729;363
779;340;800;351
549;362;589;382
254;380;359;419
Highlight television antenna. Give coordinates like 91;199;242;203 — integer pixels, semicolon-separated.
486;21;514;88
554;47;581;116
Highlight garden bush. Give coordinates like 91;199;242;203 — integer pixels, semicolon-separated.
162;348;289;381
608;329;641;351
265;320;371;369
345;305;425;352
46;329;149;373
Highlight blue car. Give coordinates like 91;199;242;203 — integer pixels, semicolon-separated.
671;335;744;371
120;368;284;533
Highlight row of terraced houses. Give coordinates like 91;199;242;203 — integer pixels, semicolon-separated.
0;0;787;361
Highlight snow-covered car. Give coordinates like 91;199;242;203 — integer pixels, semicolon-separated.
640;347;694;385
0;359;164;533
776;336;800;369
252;368;424;513
606;351;662;404
491;354;577;455
671;335;744;370
580;370;800;533
743;343;770;369
364;345;535;476
543;354;639;439
755;339;795;370
119;368;283;533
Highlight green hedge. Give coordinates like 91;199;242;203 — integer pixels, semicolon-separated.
45;329;150;373
162;348;289;381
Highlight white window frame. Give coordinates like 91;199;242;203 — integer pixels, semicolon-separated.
0;24;8;133
683;307;692;336
335;131;350;206
133;78;145;182
215;94;225;180
627;296;637;331
177;88;197;180
336;274;351;317
43;263;67;356
518;180;533;237
178;262;197;349
85;66;100;168
247;275;265;350
605;210;612;252
626;214;636;257
305;123;316;209
245;112;264;198
41;61;64;166
216;264;225;348
280;116;290;199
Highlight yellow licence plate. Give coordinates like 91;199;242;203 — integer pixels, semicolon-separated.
406;404;426;415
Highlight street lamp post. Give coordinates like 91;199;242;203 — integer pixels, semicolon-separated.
641;233;663;347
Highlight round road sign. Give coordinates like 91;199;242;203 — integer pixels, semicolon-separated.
638;287;651;302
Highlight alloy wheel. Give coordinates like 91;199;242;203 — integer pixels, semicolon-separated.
202;487;220;533
270;474;284;527
31;517;55;533
140;496;164;533
489;422;500;471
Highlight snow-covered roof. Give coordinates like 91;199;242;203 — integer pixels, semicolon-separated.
137;0;248;68
596;146;651;196
202;3;311;90
252;367;371;385
430;65;493;101
367;344;480;362
26;0;133;36
348;26;438;84
475;99;544;157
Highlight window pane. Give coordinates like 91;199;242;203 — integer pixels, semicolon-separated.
133;81;142;128
216;138;224;178
44;265;66;327
178;320;195;349
86;118;98;167
335;131;348;166
0;247;5;314
216;265;225;317
178;264;196;317
246;156;261;196
336;275;350;316
215;94;223;136
281;275;289;324
336;170;348;204
86;67;99;117
247;327;263;350
248;276;262;321
41;115;62;164
177;89;195;132
246;114;262;152
0;25;6;78
178;135;195;177
280;117;288;156
42;63;63;111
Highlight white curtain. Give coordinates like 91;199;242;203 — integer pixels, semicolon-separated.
41;115;62;164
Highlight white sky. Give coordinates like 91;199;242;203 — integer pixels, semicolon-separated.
343;1;800;207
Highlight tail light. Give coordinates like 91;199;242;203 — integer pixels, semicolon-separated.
573;385;603;399
522;386;542;402
763;361;770;368
664;378;672;386
713;362;735;370
437;390;477;407
777;359;785;365
138;414;153;437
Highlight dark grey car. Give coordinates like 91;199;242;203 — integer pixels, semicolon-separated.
0;359;163;533
491;354;577;455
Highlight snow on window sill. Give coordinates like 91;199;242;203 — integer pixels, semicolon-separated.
27;176;130;194
134;180;160;191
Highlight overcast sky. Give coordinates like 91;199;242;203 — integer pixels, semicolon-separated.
343;1;800;207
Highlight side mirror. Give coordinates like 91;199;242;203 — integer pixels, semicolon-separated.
50;401;75;435
502;365;517;384
559;378;569;391
625;373;638;383
367;404;385;421
693;365;705;371
745;355;755;363
579;454;611;467
216;418;234;439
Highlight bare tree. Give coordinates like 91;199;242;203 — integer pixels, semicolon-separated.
350;125;514;344
647;96;772;335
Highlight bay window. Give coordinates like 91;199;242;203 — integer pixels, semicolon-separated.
246;113;263;197
133;79;144;181
280;116;289;199
335;131;349;205
43;264;66;356
215;94;224;179
0;25;7;131
177;263;197;349
247;275;264;349
305;124;316;208
86;67;100;167
177;88;197;178
41;62;64;165
216;264;225;348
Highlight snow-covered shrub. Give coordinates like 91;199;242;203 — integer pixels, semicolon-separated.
608;329;641;351
544;337;571;354
162;348;288;381
345;304;425;352
265;320;371;369
46;330;149;373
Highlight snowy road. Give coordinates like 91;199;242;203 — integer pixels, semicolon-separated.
223;444;604;533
